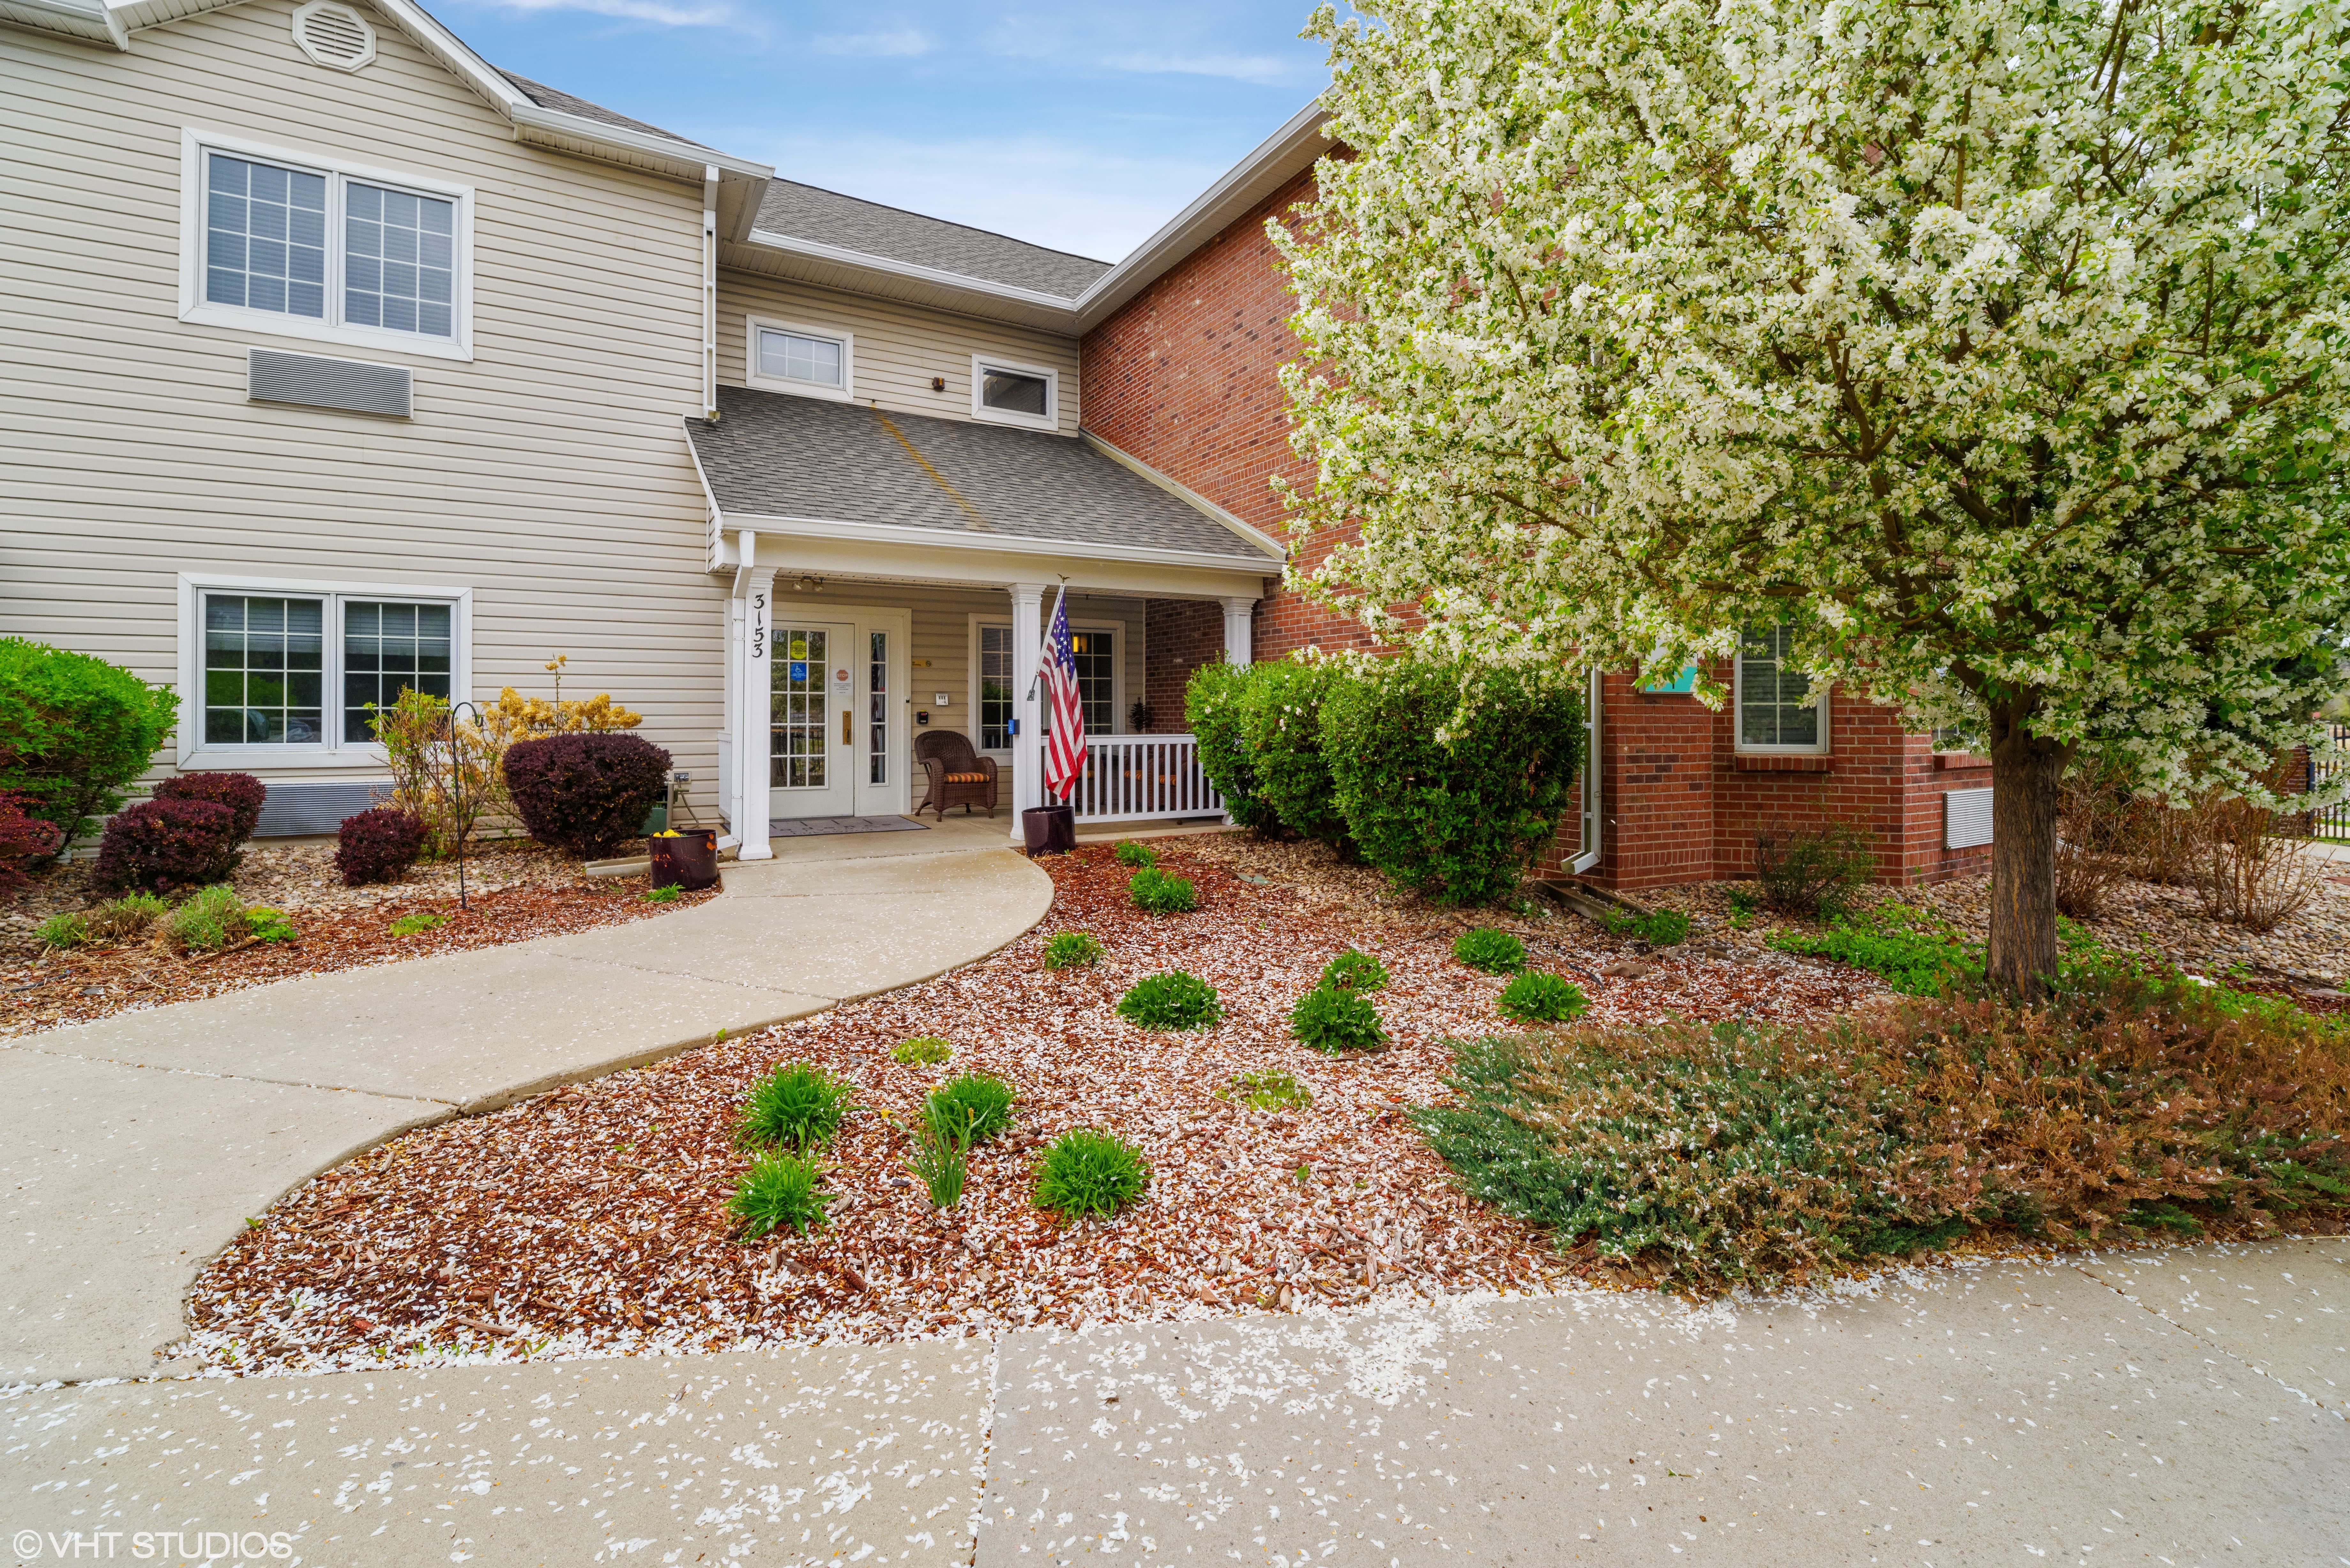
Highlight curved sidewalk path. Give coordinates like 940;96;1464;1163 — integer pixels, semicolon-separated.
1;830;1052;1385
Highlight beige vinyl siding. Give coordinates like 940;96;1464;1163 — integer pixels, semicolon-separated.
0;3;724;797
716;273;1082;435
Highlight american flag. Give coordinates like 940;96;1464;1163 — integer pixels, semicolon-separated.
1041;585;1088;800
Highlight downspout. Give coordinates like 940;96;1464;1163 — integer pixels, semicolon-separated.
701;165;720;422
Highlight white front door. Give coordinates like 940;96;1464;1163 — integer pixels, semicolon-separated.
769;621;858;819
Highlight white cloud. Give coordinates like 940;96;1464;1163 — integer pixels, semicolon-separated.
721;131;1232;263
477;0;737;25
1102;50;1296;85
813;24;932;57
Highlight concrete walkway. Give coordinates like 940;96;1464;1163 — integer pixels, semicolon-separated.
1;827;1052;1386
3;1239;2341;1566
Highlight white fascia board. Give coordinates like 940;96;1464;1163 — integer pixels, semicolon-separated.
508;101;772;184
680;417;728;570
1080;430;1287;561
741;229;1084;327
0;0;128;47
1074;102;1331;333
714;509;1277;576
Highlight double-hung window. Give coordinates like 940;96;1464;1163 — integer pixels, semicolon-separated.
187;579;465;761
1734;623;1830;752
183;134;470;356
746;317;852;400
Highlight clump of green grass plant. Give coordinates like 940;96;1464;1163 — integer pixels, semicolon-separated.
1320;948;1388;992
1128;867;1198;914
906;1098;971;1209
891;1036;953;1067
729;1152;832;1239
1033;1129;1151;1219
1116;970;1221;1030
36;911;88;949
1290;984;1388;1052
1451;927;1526;974
930;1073;1016;1142
1497;971;1590;1024
738;1062;853;1150
387;910;445;939
1218;1069;1312;1112
167;884;250;951
85;892;168;941
1042;930;1104;969
1113;840;1157;868
641;883;682;903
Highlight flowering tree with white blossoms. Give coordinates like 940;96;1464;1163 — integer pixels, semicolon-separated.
1274;0;2350;995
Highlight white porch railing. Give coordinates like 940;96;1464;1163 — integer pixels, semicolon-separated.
1067;733;1225;823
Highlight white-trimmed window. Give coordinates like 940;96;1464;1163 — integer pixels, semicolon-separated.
970;614;1118;758
178;575;470;765
178;131;473;360
746;317;853;400
1734;624;1830;752
971;355;1057;430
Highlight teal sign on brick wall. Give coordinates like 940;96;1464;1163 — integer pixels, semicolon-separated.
1640;664;1700;694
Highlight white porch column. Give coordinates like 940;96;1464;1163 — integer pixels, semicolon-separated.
734;555;777;861
1220;595;1257;667
1008;582;1046;839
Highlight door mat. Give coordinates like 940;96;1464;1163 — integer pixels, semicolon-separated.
765;815;931;838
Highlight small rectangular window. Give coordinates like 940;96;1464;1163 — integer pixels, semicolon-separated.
972;357;1057;428
758;328;842;387
343;600;452;741
1736;624;1825;750
1069;629;1113;733
981;367;1048;416
979;624;1014;751
868;630;888;785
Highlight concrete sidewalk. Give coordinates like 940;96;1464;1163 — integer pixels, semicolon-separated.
3;1240;2341;1567
1;833;1052;1386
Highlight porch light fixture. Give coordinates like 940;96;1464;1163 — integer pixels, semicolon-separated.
931;375;946;391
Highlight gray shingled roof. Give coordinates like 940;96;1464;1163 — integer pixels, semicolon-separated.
688;387;1277;565
498;70;714;153
754;181;1111;298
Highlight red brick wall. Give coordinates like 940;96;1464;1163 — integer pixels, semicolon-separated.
1142;598;1225;731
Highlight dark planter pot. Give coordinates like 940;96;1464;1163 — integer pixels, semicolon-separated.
1020;803;1076;857
648;827;719;891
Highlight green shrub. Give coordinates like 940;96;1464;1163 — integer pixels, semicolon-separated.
244;904;297;944
1116;970;1221;1030
85;891;167;941
1770;904;1982;996
641;883;682;903
1033;1129;1151;1219
1113;840;1157;868
387;910;445;938
1291;984;1388;1052
1185;659;1278;831
1414;971;2350;1292
738;1062;853;1149
1321;948;1388;992
930;1073;1016;1143
36;911;87;949
1218;1068;1313;1112
1452;927;1526;974
1320;656;1584;904
1043;930;1104;969
164;884;249;952
1727;888;1758;918
1239;657;1350;847
0;638;179;846
729;1152;832;1239
1497;971;1590;1023
1753;821;1876;916
891;1036;952;1067
1128;867;1198;914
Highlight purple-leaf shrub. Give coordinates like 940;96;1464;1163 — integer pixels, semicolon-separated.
93;797;239;894
335;807;427;887
502;733;671;859
154;771;267;844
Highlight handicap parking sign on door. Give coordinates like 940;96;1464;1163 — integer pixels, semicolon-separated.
789;660;807;681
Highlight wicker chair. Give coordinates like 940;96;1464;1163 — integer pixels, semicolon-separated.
914;729;999;819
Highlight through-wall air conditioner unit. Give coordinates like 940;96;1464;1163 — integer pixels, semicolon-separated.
247;348;412;418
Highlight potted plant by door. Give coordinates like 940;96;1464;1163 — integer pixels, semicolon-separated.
648;827;719;890
1020;801;1076;857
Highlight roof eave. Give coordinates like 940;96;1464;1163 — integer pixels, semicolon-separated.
709;508;1280;576
732;228;1086;330
0;0;127;48
1073;101;1331;334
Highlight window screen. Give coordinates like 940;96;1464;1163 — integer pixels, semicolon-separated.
980;366;1049;417
205;594;325;745
758;329;843;387
206;155;328;320
979;624;1014;750
1069;630;1113;733
345;181;455;338
1737;624;1822;749
343;601;452;741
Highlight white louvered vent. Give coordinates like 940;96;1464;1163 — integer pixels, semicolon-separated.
1944;785;1994;849
248;348;412;418
292;1;375;71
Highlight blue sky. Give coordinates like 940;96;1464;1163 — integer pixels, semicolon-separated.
435;0;1336;263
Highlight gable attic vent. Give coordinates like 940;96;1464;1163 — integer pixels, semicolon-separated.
292;1;376;71
248;348;412;418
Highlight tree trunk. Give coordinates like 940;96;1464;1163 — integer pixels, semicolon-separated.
1986;704;2068;1001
